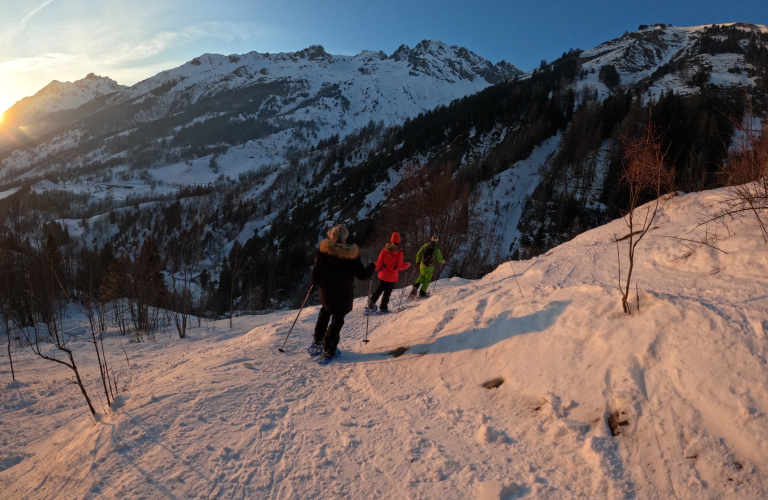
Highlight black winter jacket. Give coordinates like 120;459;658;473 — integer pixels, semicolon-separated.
310;239;375;314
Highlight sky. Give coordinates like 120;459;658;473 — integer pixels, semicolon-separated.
1;0;767;114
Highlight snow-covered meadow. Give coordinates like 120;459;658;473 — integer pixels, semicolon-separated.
2;187;768;499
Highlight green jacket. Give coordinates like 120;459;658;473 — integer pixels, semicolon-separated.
416;243;444;267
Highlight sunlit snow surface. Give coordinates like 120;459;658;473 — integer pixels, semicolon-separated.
3;187;768;498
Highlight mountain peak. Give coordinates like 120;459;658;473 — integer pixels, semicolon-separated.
390;44;411;62
412;39;449;55
393;40;522;83
294;45;332;62
1;73;125;131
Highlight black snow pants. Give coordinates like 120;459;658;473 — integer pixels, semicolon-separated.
369;280;396;310
313;307;346;355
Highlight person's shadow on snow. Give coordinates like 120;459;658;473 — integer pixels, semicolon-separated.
342;300;571;362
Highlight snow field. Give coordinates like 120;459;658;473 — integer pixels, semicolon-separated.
0;187;21;200
2;187;768;498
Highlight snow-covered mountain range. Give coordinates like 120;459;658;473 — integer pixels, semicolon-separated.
2;23;763;192
0;40;520;163
0;23;765;312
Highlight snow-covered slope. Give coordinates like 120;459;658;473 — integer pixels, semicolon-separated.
3;187;768;499
573;23;767;99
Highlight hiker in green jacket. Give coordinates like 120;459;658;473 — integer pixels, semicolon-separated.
409;235;446;298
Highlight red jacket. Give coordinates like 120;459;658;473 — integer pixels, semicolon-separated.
375;243;410;282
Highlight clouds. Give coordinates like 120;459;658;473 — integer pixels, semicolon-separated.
112;22;266;64
19;0;58;28
0;0;58;45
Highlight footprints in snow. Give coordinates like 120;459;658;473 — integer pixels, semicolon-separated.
481;378;505;389
607;412;630;436
384;347;409;358
474;298;489;328
432;308;458;335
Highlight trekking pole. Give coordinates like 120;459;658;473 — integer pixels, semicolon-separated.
278;285;313;353
429;263;443;295
397;267;417;312
509;261;524;299
364;277;373;343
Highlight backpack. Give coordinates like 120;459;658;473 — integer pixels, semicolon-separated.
422;245;436;267
384;251;399;271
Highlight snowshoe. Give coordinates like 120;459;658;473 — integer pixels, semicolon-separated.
378;308;391;314
307;344;323;357
316;349;341;366
418;290;431;299
406;288;419;301
363;304;378;316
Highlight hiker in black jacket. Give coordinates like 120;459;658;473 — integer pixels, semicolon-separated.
310;224;375;360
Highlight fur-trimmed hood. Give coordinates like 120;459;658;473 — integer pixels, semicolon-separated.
384;242;401;253
319;239;360;260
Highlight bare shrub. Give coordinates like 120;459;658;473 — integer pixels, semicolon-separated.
100;259;131;336
167;220;204;338
717;112;768;239
18;241;97;416
616;121;675;314
1;306;14;381
375;162;479;286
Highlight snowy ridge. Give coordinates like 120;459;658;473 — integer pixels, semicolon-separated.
1;73;125;126
514;23;767;103
580;23;766;98
119;40;519;105
2;187;768;498
579;26;694;82
100;40;520;146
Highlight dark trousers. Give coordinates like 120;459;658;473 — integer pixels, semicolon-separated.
313;307;345;354
369;280;395;310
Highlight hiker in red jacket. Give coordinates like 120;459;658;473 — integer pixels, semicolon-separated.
366;232;410;314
